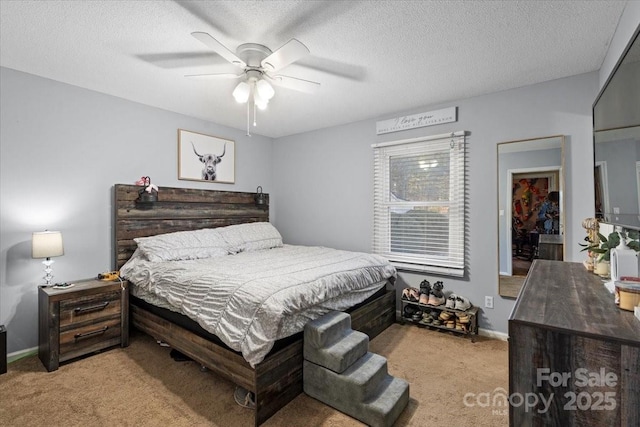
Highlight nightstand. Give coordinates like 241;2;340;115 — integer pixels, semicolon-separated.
38;278;129;372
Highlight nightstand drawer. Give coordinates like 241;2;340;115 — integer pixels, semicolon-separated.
59;317;121;362
60;291;121;327
39;279;129;371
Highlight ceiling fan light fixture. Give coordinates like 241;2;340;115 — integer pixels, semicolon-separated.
190;32;320;136
256;78;275;100
255;99;268;110
232;81;250;103
253;90;269;110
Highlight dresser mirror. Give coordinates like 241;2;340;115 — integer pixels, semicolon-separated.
497;135;565;298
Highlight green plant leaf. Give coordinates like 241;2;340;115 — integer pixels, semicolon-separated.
607;232;620;249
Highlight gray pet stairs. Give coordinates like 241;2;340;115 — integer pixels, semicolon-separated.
303;311;409;427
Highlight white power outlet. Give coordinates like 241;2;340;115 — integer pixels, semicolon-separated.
485;296;494;309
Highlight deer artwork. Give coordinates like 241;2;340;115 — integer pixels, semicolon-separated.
191;141;226;181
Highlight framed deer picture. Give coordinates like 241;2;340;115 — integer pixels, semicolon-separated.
178;129;235;183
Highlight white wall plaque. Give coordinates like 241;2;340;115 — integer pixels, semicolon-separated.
376;106;457;135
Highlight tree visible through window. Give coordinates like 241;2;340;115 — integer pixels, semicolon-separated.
373;132;466;276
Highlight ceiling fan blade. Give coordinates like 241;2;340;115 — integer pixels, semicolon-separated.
269;74;320;94
261;39;310;72
191;32;246;68
185;73;243;79
136;52;225;69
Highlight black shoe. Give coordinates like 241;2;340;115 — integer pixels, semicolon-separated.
404;305;417;318
419;280;431;295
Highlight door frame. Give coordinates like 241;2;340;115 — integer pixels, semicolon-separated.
503;166;561;276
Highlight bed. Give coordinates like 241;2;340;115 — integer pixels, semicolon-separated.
114;184;397;426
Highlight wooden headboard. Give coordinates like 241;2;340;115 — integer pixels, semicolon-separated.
114;184;269;269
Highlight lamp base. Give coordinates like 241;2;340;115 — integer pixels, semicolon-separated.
42;258;55;286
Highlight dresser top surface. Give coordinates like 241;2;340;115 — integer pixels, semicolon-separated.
510;260;640;345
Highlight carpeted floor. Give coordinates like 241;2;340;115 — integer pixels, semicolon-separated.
0;324;509;426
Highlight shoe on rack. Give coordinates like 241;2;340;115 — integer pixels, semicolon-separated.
456;313;470;324
445;293;457;309
420;312;434;324
439;311;452;321
419;280;432;295
402;288;411;300
431;281;445;297
403;305;417;318
454;295;472;311
408;287;421;302
428;293;446;306
419;293;429;305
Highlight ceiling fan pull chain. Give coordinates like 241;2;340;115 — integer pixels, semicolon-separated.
253;102;258;127
246;99;251;137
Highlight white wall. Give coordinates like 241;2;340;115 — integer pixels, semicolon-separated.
0;67;273;353
273;72;599;335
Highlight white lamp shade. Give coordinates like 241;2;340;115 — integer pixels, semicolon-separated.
256;79;275;100
32;231;64;259
232;81;250;103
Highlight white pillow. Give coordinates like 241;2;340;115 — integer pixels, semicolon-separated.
217;222;283;252
134;228;230;262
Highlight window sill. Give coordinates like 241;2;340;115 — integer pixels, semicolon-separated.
391;261;464;277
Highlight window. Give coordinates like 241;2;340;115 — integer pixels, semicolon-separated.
372;131;466;276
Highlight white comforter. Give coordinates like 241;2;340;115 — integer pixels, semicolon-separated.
120;245;396;367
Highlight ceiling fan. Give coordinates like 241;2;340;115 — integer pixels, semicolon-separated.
186;32;321;135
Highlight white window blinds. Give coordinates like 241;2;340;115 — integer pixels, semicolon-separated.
372;131;466;276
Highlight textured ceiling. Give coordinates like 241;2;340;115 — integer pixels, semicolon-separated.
0;0;628;138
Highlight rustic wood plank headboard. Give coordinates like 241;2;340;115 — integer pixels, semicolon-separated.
114;184;269;269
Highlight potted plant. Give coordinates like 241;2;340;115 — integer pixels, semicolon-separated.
580;230;640;277
622;229;640;251
580;231;620;277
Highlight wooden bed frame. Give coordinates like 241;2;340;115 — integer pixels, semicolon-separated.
114;184;396;426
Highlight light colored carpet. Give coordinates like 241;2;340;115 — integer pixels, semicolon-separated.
0;324;509;426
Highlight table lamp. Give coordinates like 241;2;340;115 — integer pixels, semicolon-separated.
32;231;64;285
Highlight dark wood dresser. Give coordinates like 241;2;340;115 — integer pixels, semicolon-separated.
537;234;563;260
38;279;129;372
509;260;640;426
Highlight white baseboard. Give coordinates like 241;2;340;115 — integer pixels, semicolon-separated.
8;346;38;364
478;329;509;341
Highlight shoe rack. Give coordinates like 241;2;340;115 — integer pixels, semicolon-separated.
400;299;479;342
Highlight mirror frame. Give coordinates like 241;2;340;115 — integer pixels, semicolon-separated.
497;135;566;298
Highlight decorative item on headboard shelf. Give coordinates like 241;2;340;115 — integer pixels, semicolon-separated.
135;176;158;209
254;186;267;209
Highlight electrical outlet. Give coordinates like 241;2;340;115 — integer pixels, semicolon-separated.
485;296;494;309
